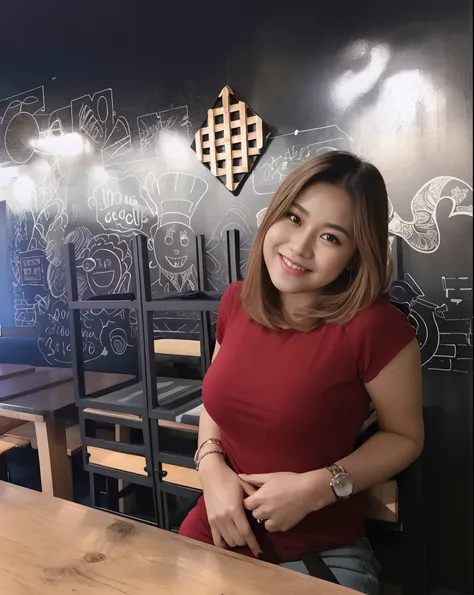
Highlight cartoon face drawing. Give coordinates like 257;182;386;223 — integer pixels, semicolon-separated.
81;234;132;296
83;249;121;293
154;222;196;275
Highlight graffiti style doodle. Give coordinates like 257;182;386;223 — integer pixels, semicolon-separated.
80;234;132;298
252;125;354;196
147;172;208;293
390;273;473;373
138;105;191;156
89;174;157;236
388;177;472;253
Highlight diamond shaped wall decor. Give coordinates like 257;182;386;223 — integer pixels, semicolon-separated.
192;86;271;195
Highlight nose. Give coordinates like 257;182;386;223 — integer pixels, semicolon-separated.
174;250;179;255
289;228;314;260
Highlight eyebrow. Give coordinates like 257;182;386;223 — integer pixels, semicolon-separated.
292;203;351;238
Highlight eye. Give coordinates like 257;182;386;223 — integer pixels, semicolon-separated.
321;233;340;245
180;231;189;247
286;212;301;226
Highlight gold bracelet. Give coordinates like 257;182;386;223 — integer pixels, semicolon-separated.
194;438;223;465
195;449;226;471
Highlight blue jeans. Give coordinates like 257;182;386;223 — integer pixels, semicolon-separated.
279;538;380;595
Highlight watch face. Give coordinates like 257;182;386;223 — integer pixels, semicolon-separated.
333;473;354;497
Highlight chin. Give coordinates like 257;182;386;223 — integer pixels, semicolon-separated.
267;268;314;294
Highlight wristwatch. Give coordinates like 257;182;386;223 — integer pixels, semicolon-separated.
325;464;354;501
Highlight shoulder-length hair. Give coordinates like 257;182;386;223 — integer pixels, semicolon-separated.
242;151;393;331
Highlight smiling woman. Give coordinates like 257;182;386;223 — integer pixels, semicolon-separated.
180;151;423;595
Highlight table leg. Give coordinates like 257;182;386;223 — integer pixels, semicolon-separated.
34;419;73;501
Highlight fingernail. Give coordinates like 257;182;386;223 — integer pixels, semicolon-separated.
257;553;265;561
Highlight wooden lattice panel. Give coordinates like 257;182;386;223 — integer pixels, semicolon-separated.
192;86;270;194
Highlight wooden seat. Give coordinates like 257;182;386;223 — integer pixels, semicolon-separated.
154;339;201;357
86;445;147;476
5;422;82;456
83;408;142;422
367;480;398;523
0;435;30;455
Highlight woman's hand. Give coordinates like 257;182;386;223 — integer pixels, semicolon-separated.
240;470;334;533
199;457;263;557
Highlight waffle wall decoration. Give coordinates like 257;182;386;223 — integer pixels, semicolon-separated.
192;86;271;195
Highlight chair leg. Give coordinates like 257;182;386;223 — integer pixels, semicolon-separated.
105;477;120;512
89;472;97;508
399;460;428;595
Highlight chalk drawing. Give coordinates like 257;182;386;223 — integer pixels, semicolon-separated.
252;125;354;196
390;273;473;373
388;177;472;253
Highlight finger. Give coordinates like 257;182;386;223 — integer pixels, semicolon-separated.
217;525;238;549
211;527;228;549
234;513;263;558
243;493;262;511
239;479;258;496
251;505;268;520
238;474;269;487
263;519;279;533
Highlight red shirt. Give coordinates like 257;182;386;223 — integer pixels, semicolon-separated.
180;281;415;562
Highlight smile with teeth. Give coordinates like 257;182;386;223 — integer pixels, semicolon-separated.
165;256;188;268
281;255;309;272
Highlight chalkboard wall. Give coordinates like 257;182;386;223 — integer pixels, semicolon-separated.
0;1;472;592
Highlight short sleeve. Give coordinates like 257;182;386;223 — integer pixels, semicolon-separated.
216;282;238;344
344;297;417;383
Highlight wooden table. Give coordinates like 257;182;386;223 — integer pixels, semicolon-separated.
0;482;355;595
0;369;134;500
0;363;34;381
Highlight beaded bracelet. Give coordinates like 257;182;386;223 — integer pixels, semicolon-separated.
195;449;226;471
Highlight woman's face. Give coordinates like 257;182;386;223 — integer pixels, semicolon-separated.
263;182;357;300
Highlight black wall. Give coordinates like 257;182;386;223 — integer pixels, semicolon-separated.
0;1;472;592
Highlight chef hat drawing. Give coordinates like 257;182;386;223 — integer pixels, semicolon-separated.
156;172;208;227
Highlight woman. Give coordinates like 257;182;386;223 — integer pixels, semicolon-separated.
180;151;423;594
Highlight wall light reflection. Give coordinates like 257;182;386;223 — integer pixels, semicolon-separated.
13;175;34;205
0;166;19;188
156;131;192;167
31;132;91;157
332;42;391;112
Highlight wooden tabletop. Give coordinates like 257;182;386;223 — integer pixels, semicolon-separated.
0;367;72;403
0;371;135;420
0;363;34;381
0;482;355;595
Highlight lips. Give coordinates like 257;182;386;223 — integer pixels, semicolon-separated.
279;254;310;274
165;256;188;269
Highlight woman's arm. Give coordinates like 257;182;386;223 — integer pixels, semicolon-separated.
196;342;227;473
303;338;424;510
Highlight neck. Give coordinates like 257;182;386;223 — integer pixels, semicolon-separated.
279;291;319;319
